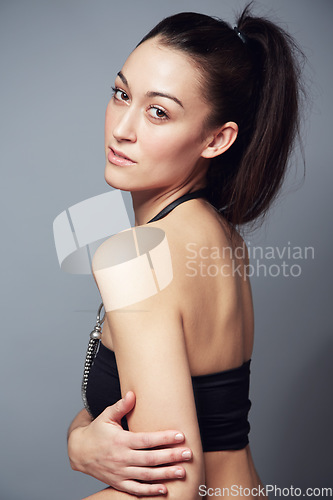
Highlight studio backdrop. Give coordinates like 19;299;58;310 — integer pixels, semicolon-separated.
0;0;332;499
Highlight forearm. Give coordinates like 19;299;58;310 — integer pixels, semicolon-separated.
67;408;93;471
67;408;93;441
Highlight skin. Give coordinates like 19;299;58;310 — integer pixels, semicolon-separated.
67;393;194;495
103;39;237;224
69;37;267;499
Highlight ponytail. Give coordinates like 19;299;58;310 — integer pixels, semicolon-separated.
139;4;305;231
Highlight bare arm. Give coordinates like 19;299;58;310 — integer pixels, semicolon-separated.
67;392;193;496
86;297;205;499
84;224;205;499
67;407;92;441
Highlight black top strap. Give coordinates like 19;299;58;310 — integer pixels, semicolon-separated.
147;188;208;224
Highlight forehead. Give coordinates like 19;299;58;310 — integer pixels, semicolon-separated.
120;38;203;102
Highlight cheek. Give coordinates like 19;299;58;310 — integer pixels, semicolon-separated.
105;101;121;140
141;126;202;163
105;102;113;132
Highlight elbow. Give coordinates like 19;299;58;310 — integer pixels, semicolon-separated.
189;468;206;500
171;478;205;500
167;458;205;500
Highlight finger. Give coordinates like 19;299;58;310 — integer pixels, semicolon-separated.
127;464;186;482
120;480;167;497
129;430;185;450
127;447;192;467
102;392;136;424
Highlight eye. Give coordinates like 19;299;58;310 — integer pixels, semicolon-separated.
147;106;169;121
111;86;129;102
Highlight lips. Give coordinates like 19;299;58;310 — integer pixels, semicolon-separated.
111;147;135;162
107;147;136;166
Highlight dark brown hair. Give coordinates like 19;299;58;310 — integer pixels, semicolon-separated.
138;4;305;232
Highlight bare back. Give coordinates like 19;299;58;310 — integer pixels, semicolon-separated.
101;197;264;498
159;198;255;376
158;198;264;497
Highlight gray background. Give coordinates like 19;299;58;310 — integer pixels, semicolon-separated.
1;0;332;498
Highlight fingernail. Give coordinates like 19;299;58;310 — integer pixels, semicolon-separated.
158;489;165;494
182;450;191;459
175;433;184;441
175;468;184;477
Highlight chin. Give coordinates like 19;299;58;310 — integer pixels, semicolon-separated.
104;163;170;194
104;165;137;192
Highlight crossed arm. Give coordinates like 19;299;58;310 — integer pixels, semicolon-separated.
81;287;205;500
68;223;206;499
67;393;194;496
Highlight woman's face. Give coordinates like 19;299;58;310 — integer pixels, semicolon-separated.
104;37;213;193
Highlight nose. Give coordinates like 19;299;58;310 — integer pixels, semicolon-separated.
112;107;137;143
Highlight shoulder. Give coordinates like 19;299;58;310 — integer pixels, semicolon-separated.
91;198;248;313
92;225;173;313
92;197;239;270
148;197;247;270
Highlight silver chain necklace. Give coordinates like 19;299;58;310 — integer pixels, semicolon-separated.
81;302;105;416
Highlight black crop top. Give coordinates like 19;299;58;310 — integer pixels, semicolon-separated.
85;189;251;452
86;342;251;452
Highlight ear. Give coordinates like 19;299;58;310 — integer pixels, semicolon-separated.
201;122;238;159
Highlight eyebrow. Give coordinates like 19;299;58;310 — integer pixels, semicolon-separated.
117;71;184;109
146;91;184;109
117;71;129;87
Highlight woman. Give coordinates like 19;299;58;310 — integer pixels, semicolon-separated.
67;6;303;499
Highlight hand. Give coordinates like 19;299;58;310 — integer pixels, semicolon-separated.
68;391;193;496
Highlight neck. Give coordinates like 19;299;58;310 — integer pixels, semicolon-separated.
132;181;207;226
